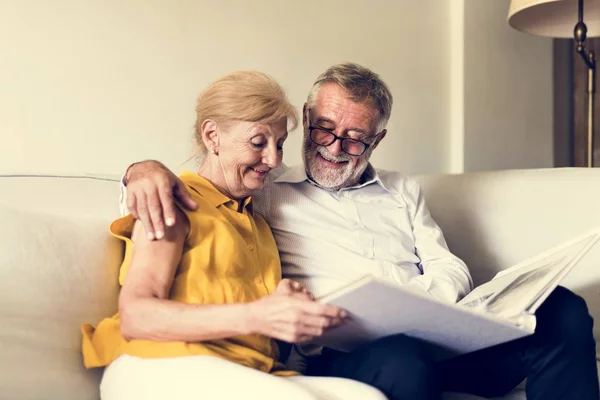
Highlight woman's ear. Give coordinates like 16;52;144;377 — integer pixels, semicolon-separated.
200;119;219;155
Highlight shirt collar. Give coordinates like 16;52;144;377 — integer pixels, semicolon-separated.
274;163;390;193
180;171;254;214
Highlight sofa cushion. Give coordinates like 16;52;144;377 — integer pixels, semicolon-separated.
0;205;122;399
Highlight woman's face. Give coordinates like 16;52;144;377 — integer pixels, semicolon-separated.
216;119;288;199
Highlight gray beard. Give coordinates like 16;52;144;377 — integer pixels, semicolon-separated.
305;147;367;190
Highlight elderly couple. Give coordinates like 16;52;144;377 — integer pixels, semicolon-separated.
82;63;599;400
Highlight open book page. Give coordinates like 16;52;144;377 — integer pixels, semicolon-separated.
458;228;600;318
459;252;571;310
483;256;569;317
315;276;533;360
458;273;519;308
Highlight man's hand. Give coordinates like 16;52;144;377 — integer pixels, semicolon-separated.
125;160;199;240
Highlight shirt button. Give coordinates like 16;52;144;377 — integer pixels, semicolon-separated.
248;244;255;251
255;278;263;285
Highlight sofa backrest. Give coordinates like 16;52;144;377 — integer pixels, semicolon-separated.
416;168;600;286
0;174;120;218
417;167;600;359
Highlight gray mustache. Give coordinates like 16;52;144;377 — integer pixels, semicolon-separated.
316;147;351;163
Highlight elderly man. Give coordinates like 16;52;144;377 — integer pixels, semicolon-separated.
120;63;598;400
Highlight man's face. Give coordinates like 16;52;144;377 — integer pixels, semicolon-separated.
302;83;386;190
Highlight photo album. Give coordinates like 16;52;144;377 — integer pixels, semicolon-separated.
313;228;600;360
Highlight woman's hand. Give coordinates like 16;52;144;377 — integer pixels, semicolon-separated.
246;279;348;343
275;278;315;301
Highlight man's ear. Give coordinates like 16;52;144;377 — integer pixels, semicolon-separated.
370;129;387;151
200;119;219;153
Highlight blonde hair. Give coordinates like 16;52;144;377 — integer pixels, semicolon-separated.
194;71;298;155
307;63;393;131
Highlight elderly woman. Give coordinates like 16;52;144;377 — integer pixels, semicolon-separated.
81;71;386;400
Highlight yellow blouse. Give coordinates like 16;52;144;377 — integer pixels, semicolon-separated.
81;171;294;376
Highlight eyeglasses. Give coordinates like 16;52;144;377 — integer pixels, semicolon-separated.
308;126;372;156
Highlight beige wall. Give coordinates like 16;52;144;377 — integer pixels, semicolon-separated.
463;0;553;172
0;0;552;177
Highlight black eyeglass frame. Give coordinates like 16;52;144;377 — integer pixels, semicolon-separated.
308;126;373;156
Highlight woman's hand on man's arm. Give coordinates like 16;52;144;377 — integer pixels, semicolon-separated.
123;160;199;240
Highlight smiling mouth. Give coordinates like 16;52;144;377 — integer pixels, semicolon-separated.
250;167;269;174
317;153;349;165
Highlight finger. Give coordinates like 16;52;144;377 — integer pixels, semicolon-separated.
296;313;333;330
265;324;295;343
302;302;347;319
146;188;165;239
157;183;177;228
300;312;346;330
325;316;346;328
137;193;155;240
288;290;314;303
174;180;198;211
300;287;315;301
288;281;315;300
273;322;323;342
290;281;313;297
292;323;325;338
126;192;138;219
276;279;294;294
279;278;292;287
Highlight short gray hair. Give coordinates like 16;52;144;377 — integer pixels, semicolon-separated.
307;63;393;131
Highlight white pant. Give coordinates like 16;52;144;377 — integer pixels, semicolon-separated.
100;354;387;400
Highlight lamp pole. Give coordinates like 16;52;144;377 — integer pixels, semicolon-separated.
574;0;596;167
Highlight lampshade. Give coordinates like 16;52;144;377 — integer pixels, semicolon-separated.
508;0;600;38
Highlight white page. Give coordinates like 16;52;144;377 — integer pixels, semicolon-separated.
315;277;533;361
459;228;600;314
483;231;600;317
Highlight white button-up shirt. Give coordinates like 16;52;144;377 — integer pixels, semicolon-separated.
253;164;473;303
120;163;473;303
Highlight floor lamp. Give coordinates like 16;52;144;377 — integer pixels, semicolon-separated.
508;0;600;167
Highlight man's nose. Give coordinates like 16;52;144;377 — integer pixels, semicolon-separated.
326;138;343;156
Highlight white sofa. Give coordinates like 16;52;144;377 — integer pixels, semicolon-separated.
0;168;599;400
